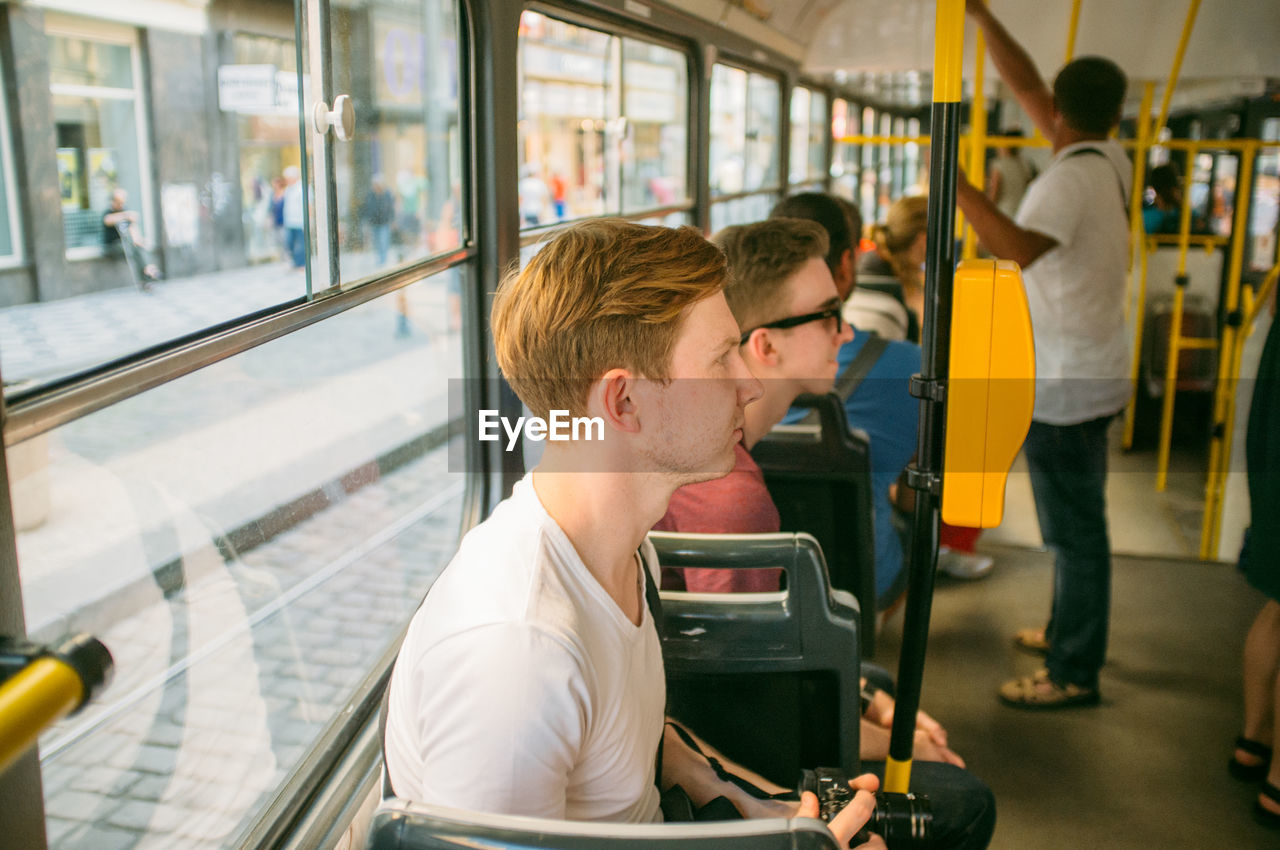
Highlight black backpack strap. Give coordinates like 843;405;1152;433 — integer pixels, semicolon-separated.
1064;146;1128;218
641;545;667;792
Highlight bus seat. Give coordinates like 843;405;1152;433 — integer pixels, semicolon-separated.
649;531;861;787
749;393;878;656
366;797;842;849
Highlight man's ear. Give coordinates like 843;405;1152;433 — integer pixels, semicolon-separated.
742;329;780;369
594;368;640;434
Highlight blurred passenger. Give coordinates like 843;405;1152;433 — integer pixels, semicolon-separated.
385;219;880;844
986;128;1036;220
958;0;1132;708
363;174;396;267
281;166;306;269
771;193;993;595
518;163;551;227
1142;162;1209;235
1232;287;1280;828
102;188;161;288
858;196;929;343
654;217;996;849
655;218;852;592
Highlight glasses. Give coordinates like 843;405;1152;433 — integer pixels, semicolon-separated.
739;306;845;346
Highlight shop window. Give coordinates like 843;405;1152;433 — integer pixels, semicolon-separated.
516;11;688;228
48;31;149;258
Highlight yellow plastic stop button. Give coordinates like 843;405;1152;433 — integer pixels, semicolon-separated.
942;259;1035;528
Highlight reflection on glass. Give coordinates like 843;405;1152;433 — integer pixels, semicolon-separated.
1;7;311;398
17;273;467;848
518;12;612;226
745;73;780;192
830;98;859;203
808;90;827;184
1248;130;1278;272
331;0;465;284
710;65;748;196
789;86;811;185
621;40;688;213
517;13;688;224
710;193;776;233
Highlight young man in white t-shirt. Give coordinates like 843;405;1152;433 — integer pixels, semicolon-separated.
384;219;881;845
957;0;1132;709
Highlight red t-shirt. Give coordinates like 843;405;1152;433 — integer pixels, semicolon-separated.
653;443;782;592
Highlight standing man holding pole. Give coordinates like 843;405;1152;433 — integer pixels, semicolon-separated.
956;0;1132;708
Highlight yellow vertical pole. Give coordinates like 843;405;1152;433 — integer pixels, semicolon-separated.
963;27;987;260
1151;0;1202;140
1201;145;1258;556
1064;0;1082;63
1122;82;1156;449
1154;141;1199;492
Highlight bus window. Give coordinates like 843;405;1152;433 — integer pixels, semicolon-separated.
831;97;860;202
710;63;781;229
517;13;690;227
789;85;829;193
327;0;465;285
0;8;311;399
17;270;469;847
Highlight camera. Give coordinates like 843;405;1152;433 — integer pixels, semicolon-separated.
799;767;933;849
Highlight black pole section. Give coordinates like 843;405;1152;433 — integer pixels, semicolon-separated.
887;99;960;785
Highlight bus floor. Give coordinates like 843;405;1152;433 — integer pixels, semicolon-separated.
876;547;1269;847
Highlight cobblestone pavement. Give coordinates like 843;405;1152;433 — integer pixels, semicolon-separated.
38;445;465;850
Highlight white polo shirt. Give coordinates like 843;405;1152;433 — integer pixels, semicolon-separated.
385;475;665;824
1016;138;1134;425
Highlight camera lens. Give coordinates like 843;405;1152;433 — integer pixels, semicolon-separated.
866;790;933;848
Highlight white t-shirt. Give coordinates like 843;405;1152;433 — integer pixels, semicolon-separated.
1016;139;1133;425
385;475;665;824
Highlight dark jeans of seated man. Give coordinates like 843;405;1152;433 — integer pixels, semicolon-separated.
1023;415;1115;690
861;760;997;850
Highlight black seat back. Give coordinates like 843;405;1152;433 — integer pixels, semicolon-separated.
750;393;877;656
650;531;861;788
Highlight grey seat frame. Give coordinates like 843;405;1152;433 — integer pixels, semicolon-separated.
651;530;862;781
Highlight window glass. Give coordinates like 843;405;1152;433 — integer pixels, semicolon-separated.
20;271;468;848
711;63;779;198
621;40;688;213
0;58;20;262
807;90;827;184
710;192;776;233
329;0;466;283
830;98;859;202
860;107;876;223
49;33;145;256
1;10;312;399
789;86;811;185
745;72;780;192
710;64;748;196
1248;121;1279;272
517;12;687;226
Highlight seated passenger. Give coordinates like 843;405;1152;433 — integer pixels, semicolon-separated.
773;193;993;596
384;219;877;844
653;217;996;848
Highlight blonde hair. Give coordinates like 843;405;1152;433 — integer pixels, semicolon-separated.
711;218;829;333
492;219;727;419
873;195;929;285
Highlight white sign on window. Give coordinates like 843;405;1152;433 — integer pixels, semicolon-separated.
218;65;279;113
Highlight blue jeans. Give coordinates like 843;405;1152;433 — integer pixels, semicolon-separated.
1024;416;1114;689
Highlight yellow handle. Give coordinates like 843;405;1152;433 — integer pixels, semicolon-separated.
0;656;83;775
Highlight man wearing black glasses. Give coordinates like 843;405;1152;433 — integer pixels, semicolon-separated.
655;217;853;589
